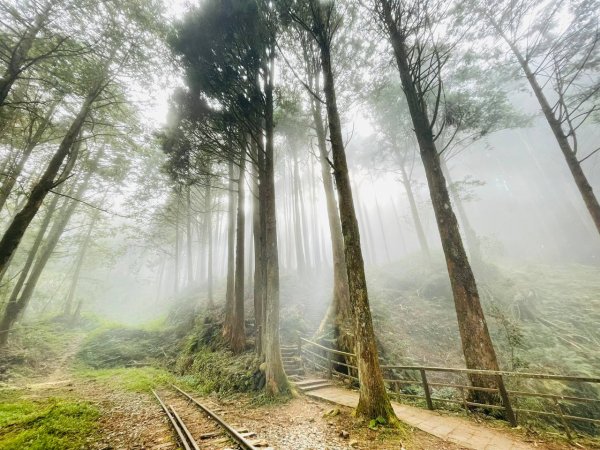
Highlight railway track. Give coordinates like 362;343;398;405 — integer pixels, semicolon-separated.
152;385;265;450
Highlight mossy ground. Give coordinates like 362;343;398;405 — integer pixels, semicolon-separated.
0;390;99;450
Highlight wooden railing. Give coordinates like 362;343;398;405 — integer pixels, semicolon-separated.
299;337;600;438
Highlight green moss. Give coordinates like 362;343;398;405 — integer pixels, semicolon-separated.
0;392;98;450
75;366;176;393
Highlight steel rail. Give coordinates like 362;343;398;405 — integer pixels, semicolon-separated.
172;384;257;450
151;389;193;450
169;405;201;450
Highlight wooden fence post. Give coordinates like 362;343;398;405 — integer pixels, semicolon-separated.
496;375;517;427
420;369;434;410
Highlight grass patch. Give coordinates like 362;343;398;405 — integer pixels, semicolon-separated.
75;366;176;393
76;326;173;369
0;391;98;450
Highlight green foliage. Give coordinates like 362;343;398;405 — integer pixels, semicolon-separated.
0;392;98;450
368;416;387;430
75;366;175;393
76;326;175;369
177;347;262;395
0;320;84;380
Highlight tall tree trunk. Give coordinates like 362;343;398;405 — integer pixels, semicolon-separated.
0;89;98;275
206;182;214;307
252;142;265;354
309;159;322;269
223;161;236;341
174;199;180;295
186;185;194;285
313;4;397;422
63;212;97;317
262;50;287;395
441;159;482;265
292;148;307;274
382;3;513;418
309;71;353;354
491;19;600;236
399;164;429;256
231;152;246;353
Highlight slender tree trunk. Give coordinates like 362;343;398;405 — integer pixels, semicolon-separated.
309;71;353;354
155;259;166;305
313;5;397;422
382;4;513;417
232;152;246;353
174;199;180;295
373;195;391;263
441;159;482;265
186;185;194;285
400;164;429;256
492;20;600;236
224;161;236;341
292;148;307;274
252;142;265;355
206;182;214;307
63;212;97;317
389;197;408;255
263;50;287;395
309;159;322;269
0;89;98;275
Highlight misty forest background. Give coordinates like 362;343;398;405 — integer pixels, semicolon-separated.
0;0;599;434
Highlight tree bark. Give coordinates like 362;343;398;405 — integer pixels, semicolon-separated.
312;2;397;422
0;89;98;275
231;152;247;353
381;2;512;416
252;141;265;355
223;161;236;342
262;49;287;395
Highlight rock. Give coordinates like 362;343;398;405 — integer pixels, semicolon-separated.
349;440;359;447
322;408;340;418
339;430;350;439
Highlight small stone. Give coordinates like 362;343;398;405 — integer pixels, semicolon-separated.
339;430;350;439
349;440;359;447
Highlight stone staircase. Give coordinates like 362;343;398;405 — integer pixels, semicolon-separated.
281;345;305;377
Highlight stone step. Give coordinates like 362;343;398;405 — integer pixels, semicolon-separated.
285;368;304;376
297;382;333;392
293;378;329;387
